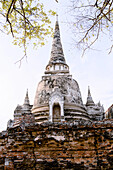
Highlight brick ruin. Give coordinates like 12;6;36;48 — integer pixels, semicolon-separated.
0;120;113;169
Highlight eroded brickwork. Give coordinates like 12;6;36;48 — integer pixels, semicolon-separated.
0;120;113;169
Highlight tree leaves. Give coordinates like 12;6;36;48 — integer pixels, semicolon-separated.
0;0;56;61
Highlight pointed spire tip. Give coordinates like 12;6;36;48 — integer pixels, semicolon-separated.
24;89;30;105
88;86;91;96
56;14;58;22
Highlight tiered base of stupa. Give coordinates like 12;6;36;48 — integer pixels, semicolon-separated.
32;102;89;124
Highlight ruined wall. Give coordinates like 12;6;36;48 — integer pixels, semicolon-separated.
0;120;113;170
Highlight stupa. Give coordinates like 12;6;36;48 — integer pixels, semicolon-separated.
8;15;105;127
32;16;89;123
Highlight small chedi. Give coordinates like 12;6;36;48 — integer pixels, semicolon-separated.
0;16;113;170
105;104;113;119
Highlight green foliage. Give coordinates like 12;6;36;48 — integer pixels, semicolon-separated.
0;0;56;54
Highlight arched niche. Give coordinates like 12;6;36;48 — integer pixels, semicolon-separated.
52;103;61;122
49;89;64;122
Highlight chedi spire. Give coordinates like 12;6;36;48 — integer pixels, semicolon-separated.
23;89;30;105
86;86;95;106
45;15;69;74
50;14;66;64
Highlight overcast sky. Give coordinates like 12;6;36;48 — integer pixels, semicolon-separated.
0;0;113;131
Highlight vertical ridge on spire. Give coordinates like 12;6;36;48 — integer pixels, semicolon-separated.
24;89;30;105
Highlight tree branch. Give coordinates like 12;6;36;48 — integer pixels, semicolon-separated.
6;0;17;37
79;7;113;44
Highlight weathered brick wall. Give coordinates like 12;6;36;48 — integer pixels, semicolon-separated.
0;120;113;169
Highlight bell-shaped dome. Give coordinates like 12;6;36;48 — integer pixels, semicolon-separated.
32;75;89;123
